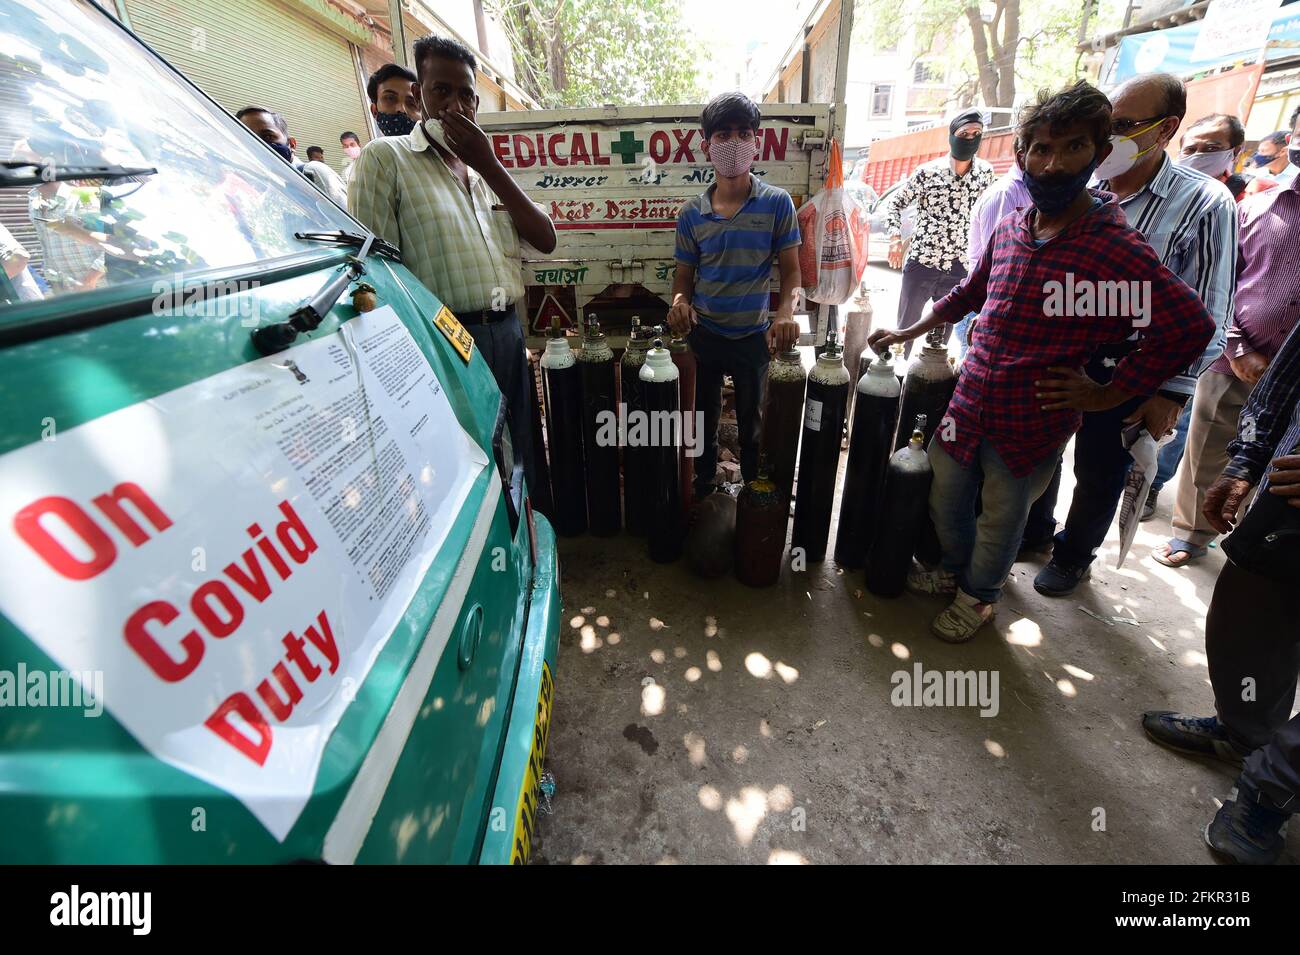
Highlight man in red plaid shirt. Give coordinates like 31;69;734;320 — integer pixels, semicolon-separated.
869;82;1214;643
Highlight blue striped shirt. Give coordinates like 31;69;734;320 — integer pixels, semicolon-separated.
674;174;800;339
1097;156;1238;397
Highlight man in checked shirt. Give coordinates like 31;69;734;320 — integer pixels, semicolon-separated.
869;81;1214;644
1142;320;1300;865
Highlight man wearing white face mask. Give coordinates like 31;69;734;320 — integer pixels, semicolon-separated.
349;34;557;498
1027;73;1239;597
339;131;362;186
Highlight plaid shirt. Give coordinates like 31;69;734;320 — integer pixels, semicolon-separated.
1224;319;1300;495
28;186;105;291
348;122;531;313
931;191;1215;476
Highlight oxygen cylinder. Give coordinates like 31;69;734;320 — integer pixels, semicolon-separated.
833;349;901;568
734;456;788;587
842;286;873;424
894;328;957;565
791;334;850;563
578;314;621;536
760;348;807;505
894;326;956;451
540;319;586;537
865;414;934;597
621;317;653;535
669;332;697;520
641;339;682;563
685;491;736;578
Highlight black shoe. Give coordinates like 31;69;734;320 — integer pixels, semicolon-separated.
1140;487;1160;523
1033;559;1091;597
1141;711;1246;765
1205;779;1289;865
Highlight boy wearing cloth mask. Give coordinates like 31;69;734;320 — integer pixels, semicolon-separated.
668;92;801;496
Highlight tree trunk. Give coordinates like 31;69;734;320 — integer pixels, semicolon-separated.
964;3;1001;107
996;0;1019;108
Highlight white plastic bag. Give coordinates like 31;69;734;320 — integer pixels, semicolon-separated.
797;140;869;306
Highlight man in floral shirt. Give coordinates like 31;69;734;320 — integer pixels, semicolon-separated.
883;109;994;354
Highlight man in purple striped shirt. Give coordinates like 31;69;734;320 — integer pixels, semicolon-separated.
1156;104;1300;565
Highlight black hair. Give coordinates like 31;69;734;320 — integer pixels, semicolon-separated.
1290;103;1300;131
235;106;288;136
1145;72;1187;121
305;146;324;158
340;130;359;143
1185;113;1245;149
366;63;418;104
701;91;761;140
411;35;477;82
1263;130;1289;147
1014;80;1112;154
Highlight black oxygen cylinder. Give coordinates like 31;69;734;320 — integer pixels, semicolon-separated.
791;335;851;563
621;316;652;536
865;415;934;597
894;328;956;567
540;320;586;537
641;339;682;563
578;314;621;536
893;327;957;451
834;350;901;568
760;348;807;505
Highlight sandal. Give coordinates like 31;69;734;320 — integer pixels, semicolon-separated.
1151;538;1208;568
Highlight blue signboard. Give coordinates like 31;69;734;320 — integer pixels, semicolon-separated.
1111;2;1300;82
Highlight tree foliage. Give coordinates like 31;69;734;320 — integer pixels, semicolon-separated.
857;0;1122;110
489;0;705;108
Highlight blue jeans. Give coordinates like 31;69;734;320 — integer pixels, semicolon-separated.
1151;402;1192;493
952;311;976;360
931;439;1065;604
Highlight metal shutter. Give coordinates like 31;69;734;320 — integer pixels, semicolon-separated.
123;0;371;176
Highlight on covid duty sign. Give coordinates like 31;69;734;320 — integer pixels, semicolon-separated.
0;307;488;840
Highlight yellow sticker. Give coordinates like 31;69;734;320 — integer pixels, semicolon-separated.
511;661;554;865
433;305;474;363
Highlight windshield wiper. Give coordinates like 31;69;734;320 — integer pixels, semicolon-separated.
296;230;401;262
0;161;157;188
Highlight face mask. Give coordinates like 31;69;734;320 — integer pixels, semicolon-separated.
1251;151;1276;168
422;118;452;152
376;111;417;137
1290;146;1300;169
1094;119;1165;180
268;141;293;163
1022;158;1100;216
949;132;982;162
1179;148;1235;179
707;137;758;179
344;145;361;160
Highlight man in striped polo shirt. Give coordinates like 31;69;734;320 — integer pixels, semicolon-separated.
668;92;802;496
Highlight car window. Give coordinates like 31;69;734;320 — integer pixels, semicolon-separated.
0;0;357;313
